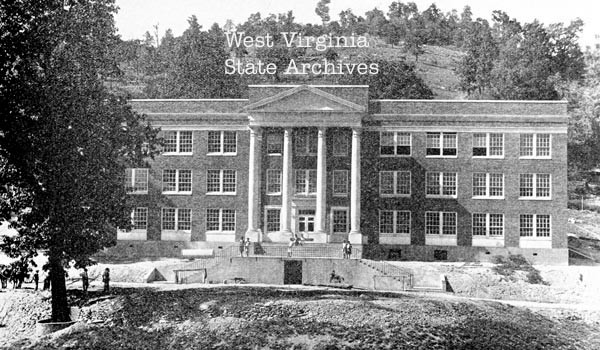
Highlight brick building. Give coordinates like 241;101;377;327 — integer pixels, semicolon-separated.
120;84;568;264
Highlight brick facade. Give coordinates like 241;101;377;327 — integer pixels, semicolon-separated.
120;85;568;264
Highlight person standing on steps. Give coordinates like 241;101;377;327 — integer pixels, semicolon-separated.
342;240;348;259
346;241;352;259
287;237;295;257
244;238;251;257
239;237;245;257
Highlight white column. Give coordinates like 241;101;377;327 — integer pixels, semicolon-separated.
349;127;364;244
246;127;262;241
280;128;292;234
315;127;327;234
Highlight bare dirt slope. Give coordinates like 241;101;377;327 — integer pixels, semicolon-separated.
2;285;599;350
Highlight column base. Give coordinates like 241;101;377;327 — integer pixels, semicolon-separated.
302;231;328;243
264;230;294;243
348;231;368;244
245;229;262;243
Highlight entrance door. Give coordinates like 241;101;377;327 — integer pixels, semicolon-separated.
297;209;315;236
284;260;303;284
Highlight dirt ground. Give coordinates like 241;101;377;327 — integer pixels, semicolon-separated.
2;280;600;350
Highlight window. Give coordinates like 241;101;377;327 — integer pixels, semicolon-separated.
380;132;411;156
472;173;504;198
333;170;348;196
163;131;193;154
472;213;504;236
266;208;280;232
295;130;318;155
380;171;411;196
333;133;348;156
206;209;236;232
125;168;148;194
426;132;457;157
519;174;551;199
519;214;551;237
266;169;282;195
129;207;148;230
520;134;551;158
207;170;236;194
207;131;237;155
379;210;411;234
267;133;283;155
426;172;457;197
332;209;349;233
162;169;192;194
161;208;192;232
295;169;317;195
473;133;503;157
425;212;457;235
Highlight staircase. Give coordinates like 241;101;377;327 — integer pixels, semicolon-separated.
358;259;447;293
254;242;362;259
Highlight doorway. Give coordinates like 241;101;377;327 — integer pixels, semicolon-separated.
284;260;303;284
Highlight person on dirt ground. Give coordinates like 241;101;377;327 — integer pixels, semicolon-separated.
80;267;89;294
287;237;295;257
244;238;251;257
239;237;245;257
102;267;110;293
0;265;8;289
33;270;39;291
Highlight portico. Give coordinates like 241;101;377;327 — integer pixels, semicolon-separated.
244;85;368;244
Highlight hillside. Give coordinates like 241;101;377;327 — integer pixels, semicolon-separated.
3;286;599;349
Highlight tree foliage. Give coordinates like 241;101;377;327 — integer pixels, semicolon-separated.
0;0;158;321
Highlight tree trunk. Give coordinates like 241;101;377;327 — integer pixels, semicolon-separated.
49;255;70;322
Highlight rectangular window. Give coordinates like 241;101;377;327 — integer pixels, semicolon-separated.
295;169;317;195
163;131;193;154
207;170;236;194
426;211;457;235
473;133;503;157
426;172;457;197
131;207;148;230
266;169;282;195
380;132;411;156
267;133;283;155
333;133;348;156
427;132;457;157
520;134;551;158
162;169;192;194
472;173;504;198
206;208;235;232
472;213;504;236
332;209;349;233
125;168;148;194
379;210;411;234
519;173;551;199
161;208;192;232
379;171;411;196
520;214;551;237
266;208;280;232
332;170;348;196
295;130;318;155
207;131;237;155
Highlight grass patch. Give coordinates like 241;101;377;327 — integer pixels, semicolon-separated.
491;255;548;285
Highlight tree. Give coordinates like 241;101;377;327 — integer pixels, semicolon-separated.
338;59;433;99
0;0;158;322
365;8;388;37
315;0;331;26
457;19;497;96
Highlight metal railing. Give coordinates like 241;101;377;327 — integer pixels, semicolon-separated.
360;259;413;287
254;244;362;259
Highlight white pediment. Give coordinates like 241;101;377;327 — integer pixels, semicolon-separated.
245;85;366;113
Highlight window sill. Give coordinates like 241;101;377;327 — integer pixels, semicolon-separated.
426;195;458;199
163;152;193;156
425;155;458;159
126;191;149;195
472;196;505;200
518;197;552;201
207;152;237;156
333;193;349;198
519;156;552;160
472;156;504;159
206;192;237;196
206;231;236;234
380;154;412;158
162;192;193;195
268;153;282;156
380;194;411;198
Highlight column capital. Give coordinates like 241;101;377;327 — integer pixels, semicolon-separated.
317;126;327;133
249;126;262;135
352;127;362;136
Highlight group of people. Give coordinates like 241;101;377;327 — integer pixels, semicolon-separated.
287;234;304;257
342;240;353;259
0;262;37;290
239;237;252;257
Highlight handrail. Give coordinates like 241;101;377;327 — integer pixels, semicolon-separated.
568;222;600;237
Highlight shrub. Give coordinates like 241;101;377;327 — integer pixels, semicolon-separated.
491;254;547;285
